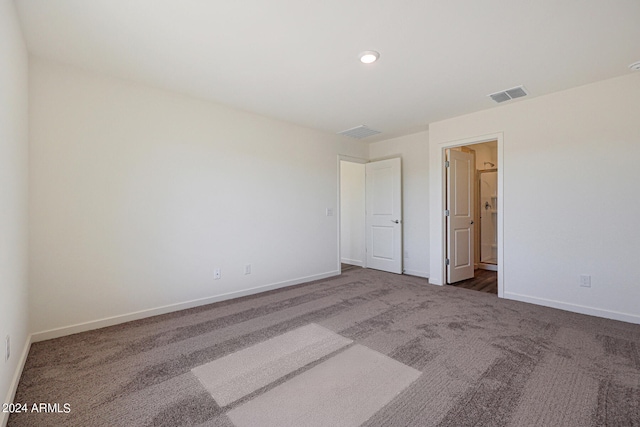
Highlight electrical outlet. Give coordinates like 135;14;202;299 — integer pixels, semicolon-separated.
244;264;252;275
326;208;333;217
579;275;591;288
214;268;221;280
5;335;10;362
404;251;409;259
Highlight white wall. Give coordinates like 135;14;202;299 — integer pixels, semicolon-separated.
430;73;640;323
340;161;365;267
29;57;367;337
0;0;29;421
369;131;429;278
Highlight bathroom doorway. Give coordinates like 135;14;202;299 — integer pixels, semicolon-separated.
446;139;499;293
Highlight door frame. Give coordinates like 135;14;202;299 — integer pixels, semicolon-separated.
432;133;504;297
337;155;368;273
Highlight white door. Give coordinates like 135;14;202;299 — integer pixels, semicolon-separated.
365;158;402;274
446;149;474;283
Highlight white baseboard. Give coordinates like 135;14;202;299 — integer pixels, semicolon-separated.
340;258;364;267
2;335;32;427
504;292;640;325
32;270;341;342
403;269;429;279
478;263;498;272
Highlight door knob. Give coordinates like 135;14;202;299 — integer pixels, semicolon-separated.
391;220;399;224
470;220;474;224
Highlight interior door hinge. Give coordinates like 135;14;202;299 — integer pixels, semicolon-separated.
444;210;450;216
444;161;450;168
445;258;450;266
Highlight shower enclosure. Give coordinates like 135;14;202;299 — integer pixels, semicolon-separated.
479;170;497;266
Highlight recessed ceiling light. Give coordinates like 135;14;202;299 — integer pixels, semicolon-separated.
629;61;640;71
359;51;380;64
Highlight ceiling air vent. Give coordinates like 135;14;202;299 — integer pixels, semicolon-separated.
488;85;528;103
338;125;381;139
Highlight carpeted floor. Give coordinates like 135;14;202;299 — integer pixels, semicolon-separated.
9;268;640;426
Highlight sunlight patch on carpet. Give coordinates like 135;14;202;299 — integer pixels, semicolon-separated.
227;344;421;427
192;323;352;406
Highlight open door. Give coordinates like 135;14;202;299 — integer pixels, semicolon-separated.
365;158;402;274
446;149;474;283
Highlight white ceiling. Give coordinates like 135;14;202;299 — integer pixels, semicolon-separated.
14;0;640;142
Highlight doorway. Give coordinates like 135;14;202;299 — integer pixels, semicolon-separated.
439;136;503;297
339;159;366;269
338;156;403;275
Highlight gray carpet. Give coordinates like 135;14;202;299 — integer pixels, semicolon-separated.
9;268;640;426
